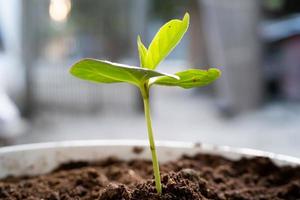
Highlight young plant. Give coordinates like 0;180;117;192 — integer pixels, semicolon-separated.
70;13;221;194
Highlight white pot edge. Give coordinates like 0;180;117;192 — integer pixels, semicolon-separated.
0;140;299;178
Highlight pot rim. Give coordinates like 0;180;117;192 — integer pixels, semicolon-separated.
1;139;300;165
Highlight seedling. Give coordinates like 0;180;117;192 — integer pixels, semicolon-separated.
70;13;221;194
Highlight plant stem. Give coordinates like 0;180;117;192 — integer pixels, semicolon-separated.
142;94;162;194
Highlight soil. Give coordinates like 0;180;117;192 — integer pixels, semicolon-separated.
0;153;300;200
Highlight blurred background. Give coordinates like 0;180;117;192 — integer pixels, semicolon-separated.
0;0;300;157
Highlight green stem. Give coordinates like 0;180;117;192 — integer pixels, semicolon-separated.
142;91;162;194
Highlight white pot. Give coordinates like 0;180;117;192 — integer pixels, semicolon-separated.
0;140;300;178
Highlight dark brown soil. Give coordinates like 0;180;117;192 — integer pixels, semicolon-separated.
0;153;300;200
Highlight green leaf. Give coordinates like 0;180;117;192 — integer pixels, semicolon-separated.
145;13;189;70
137;36;148;68
150;68;221;89
70;58;178;87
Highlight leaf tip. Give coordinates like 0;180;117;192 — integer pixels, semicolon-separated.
137;35;141;44
69;66;75;75
69;58;93;76
69;60;81;75
183;12;190;26
209;68;222;78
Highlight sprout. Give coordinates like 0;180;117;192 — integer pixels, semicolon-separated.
70;13;221;194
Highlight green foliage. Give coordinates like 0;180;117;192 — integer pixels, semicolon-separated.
137;36;148;68
70;13;221;194
151;68;221;89
137;13;189;70
70;58;178;87
70;13;220;90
